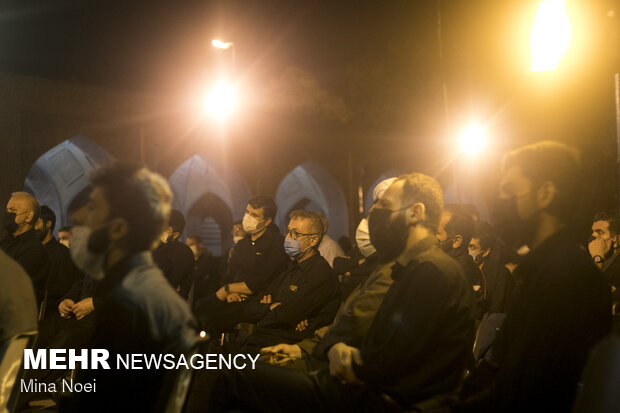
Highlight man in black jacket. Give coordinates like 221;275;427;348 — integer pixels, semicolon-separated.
211;173;476;412
1;192;50;307
153;208;195;294
196;195;288;335
458;141;612;412
35;205;84;318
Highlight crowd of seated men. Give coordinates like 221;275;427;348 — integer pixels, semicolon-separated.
1;140;618;413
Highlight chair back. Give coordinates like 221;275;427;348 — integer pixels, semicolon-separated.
0;330;37;413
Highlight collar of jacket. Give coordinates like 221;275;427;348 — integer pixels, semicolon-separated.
395;235;438;268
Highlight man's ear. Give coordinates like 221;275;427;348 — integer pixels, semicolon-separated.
45;220;52;232
109;218;129;242
407;203;426;226
452;235;463;249
265;217;273;227
537;181;557;210
25;210;35;225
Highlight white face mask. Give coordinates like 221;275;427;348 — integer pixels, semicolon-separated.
233;235;244;244
70;226;105;280
356;218;376;257
242;213;265;234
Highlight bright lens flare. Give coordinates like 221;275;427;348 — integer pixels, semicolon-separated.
211;39;234;49
204;83;237;119
530;0;572;72
460;125;486;155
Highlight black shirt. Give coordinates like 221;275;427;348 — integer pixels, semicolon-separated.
449;247;484;318
227;223;288;294
0;228;51;306
153;238;195;291
353;236;476;408
0;249;38;342
484;229;611;412
248;253;339;331
43;237;84;316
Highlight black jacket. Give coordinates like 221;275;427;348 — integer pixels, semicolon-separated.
153;238;195;291
0;229;51;305
353;236;476;408
43;237;84;316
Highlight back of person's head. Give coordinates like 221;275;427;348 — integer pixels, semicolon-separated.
372;177;397;204
40;205;56;232
91;162;172;253
445;213;475;250
59;225;73;233
444;203;464;216
593;211;620;236
289;210;325;247
399;173;443;233
501;141;581;222
461;204;479;221
187;235;203;245
473;220;497;251
169;209;186;235
248;195;277;221
316;212;329;233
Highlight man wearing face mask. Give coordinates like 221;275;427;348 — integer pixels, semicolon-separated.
458;142;612;413
210;173;476;412
437;210;484;318
588;212;620;315
0;191;51;307
196;196;288;336
62;162;197;412
34;206;84;319
152;208;195;295
240;210;338;350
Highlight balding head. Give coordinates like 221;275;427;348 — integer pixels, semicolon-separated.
6;191;40;236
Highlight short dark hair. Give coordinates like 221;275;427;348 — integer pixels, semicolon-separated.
593;212;620;236
399;173;443;233
40;205;56;232
59;226;73;233
187;235;203;245
248;195;277;221
445;213;475;249
91;162;172;253
461;204;479;220
502;141;581;222
473;220;496;251
289;210;325;247
169;209;186;234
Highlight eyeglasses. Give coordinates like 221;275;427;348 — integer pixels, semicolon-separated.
285;228;317;239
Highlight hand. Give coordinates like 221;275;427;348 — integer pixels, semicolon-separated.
216;286;228;301
260;343;302;361
327;343;364;385
260;294;272;304
58;299;75;318
295;319;309;332
270;302;281;311
72;298;94;320
589;237;610;260
226;292;245;303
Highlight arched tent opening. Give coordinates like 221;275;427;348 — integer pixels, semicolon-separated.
275;162;348;239
168;154;251;256
363;170;401;215
24;135;114;232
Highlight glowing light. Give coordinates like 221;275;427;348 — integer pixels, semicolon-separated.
530;0;572;72
211;39;234;50
203;82;237;120
199;331;207;338
459;124;486;155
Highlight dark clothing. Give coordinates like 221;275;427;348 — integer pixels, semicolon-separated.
153;238;195;292
0;249;37;342
227;223;288;294
460;229;612;413
0;229;50;306
448;247;484;318
42;237;83;318
601;248;620;312
214;237;476;412
479;260;513;314
64;252;197;413
181;253;220;302
333;250;381;300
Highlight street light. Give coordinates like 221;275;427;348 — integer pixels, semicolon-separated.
211;39;234;50
530;0;572;72
203;82;237;120
459;123;486;156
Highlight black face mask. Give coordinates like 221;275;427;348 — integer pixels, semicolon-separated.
35;227;47;242
439;237;454;252
474;251;486;265
3;212;18;234
368;207;409;262
492;196;539;251
87;224;111;254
